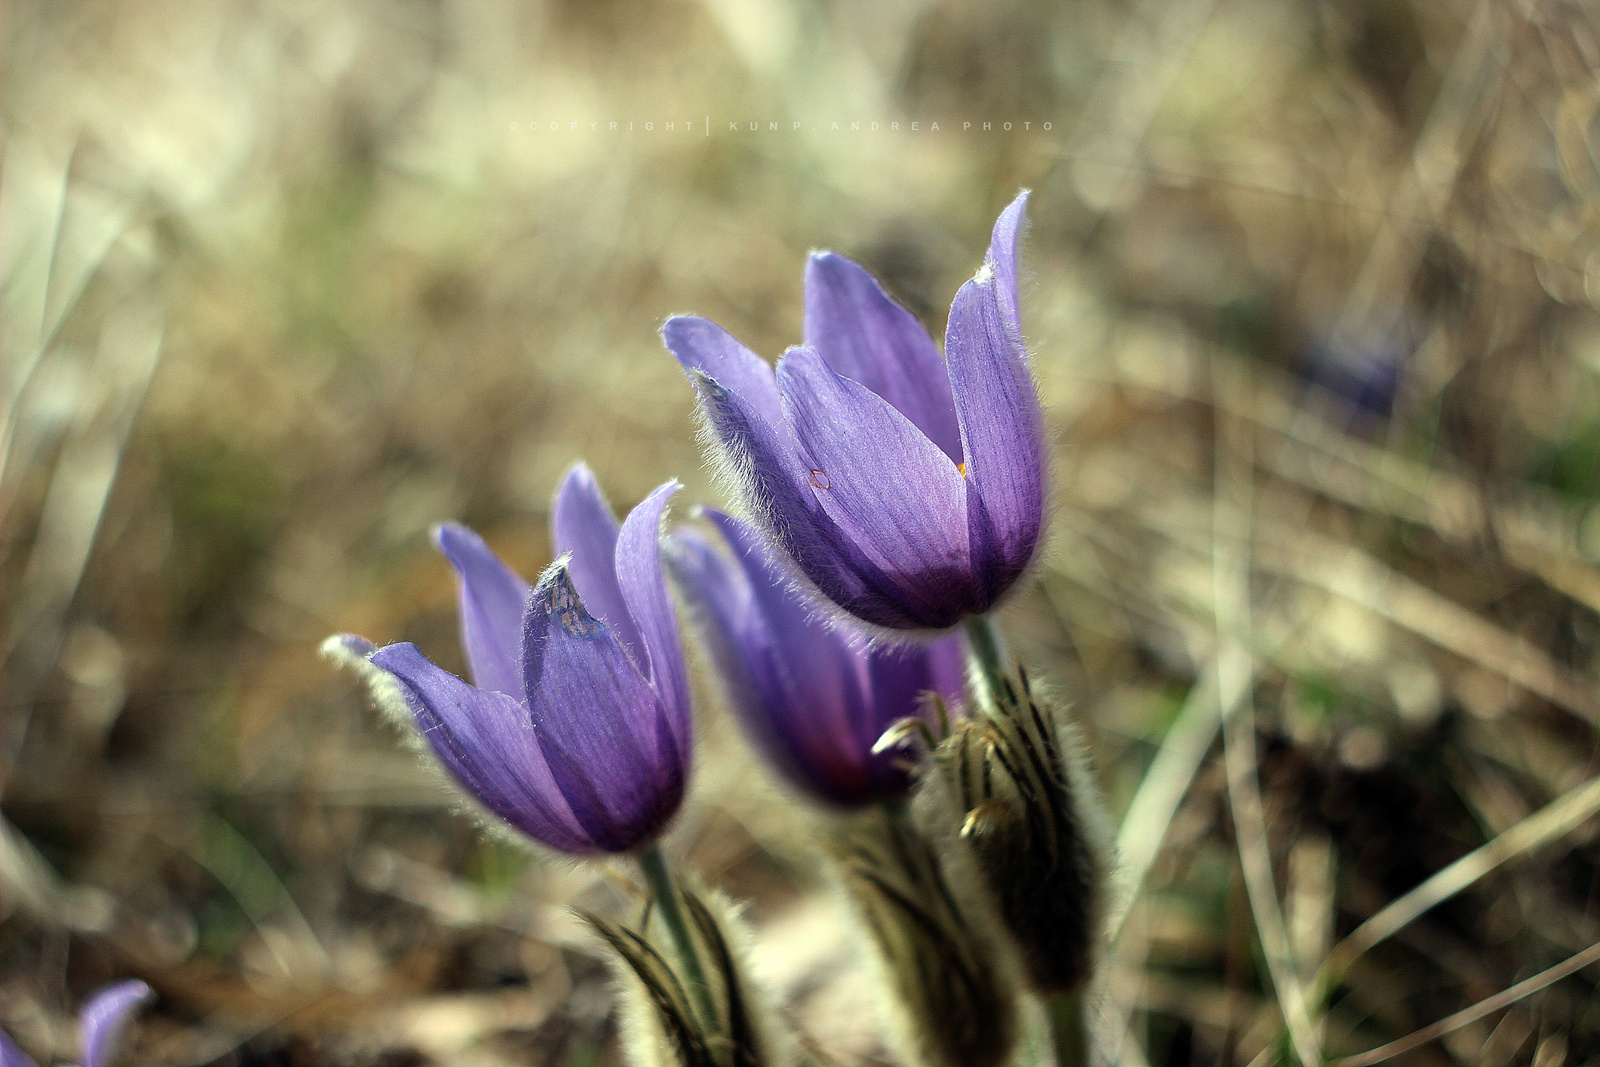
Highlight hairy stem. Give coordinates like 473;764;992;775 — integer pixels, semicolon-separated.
963;614;1007;711
637;842;718;1030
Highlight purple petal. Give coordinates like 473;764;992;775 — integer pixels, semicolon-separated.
854;644;946;789
669;353;884;613
663;319;941;629
859;633;965;747
672;517;877;803
987;190;1029;339
0;1030;36;1067
662;316;785;432
79;980;152;1067
665;527;771;734
701;511;865;746
667;527;757;665
662;316;838;570
945;271;1045;607
521;561;684;852
677;512;966;803
369;643;596;853
924;632;969;710
777;346;976;628
433;524;530;700
803;253;963;463
613;481;691;760
552;464;645;671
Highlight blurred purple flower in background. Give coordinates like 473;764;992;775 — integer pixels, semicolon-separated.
327;465;690;855
0;980;151;1067
671;509;966;806
663;192;1045;633
1301;323;1411;425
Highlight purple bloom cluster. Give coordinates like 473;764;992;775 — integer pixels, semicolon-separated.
332;194;1044;852
0;981;150;1067
663;191;1044;632
331;465;689;855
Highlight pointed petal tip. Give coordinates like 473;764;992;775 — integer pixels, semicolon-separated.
997;189;1030;223
557;460;600;495
659;314;713;354
989;190;1031;243
775;342;818;367
80;979;153;1067
431;520;478;554
535;551;576;586
432;522;511;582
367;640;427;675
637;477;683;514
661;316;717;379
88;979;152;1007
530;554;612;641
660;312;701;335
321;633;377;666
805;250;871;286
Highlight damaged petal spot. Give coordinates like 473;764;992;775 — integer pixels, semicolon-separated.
545;567;604;637
809;469;831;490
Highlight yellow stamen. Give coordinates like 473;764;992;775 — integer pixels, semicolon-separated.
958;462;968;478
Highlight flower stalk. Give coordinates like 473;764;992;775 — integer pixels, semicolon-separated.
944;619;1104;1067
588;872;786;1067
639;842;719;1032
963;614;1007;711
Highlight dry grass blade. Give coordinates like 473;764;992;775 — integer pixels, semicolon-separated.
1257;531;1600;723
1060;0;1222;213
1333;0;1500;338
0;141;71;509
156;809;330;982
1212;360;1321;1067
1219;639;1320;1066
1106;658;1229;942
0;812;113;932
1312;772;1600;1001
1327;939;1600;1067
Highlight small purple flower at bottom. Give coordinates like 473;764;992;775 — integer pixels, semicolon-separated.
1;980;151;1067
326;465;691;855
663;192;1045;633
670;509;966;806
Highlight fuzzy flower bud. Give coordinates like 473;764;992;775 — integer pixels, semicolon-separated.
587;880;791;1067
927;668;1110;994
830;809;1018;1067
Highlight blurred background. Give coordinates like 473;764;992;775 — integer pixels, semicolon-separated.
4;0;1600;1063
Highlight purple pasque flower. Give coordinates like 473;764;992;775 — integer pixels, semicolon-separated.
662;191;1044;633
1;980;151;1067
670;508;966;806
326;465;691;855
